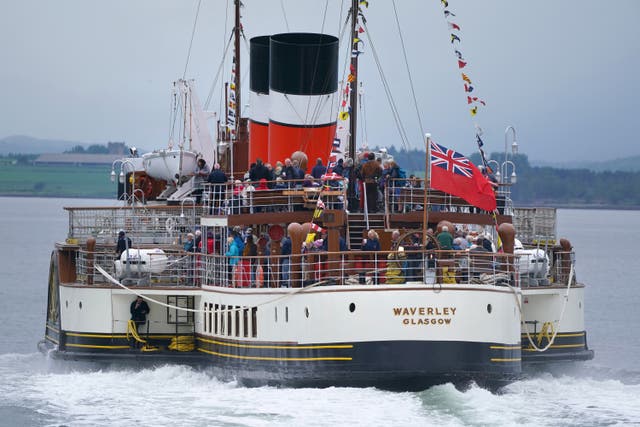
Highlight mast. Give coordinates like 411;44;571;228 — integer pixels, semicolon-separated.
348;0;359;162
348;0;359;200
234;0;241;125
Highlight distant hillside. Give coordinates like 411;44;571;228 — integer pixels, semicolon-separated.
530;155;640;172
0;135;91;155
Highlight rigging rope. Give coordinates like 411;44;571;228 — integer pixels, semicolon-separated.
391;0;425;141
280;0;291;32
362;20;410;151
507;264;575;352
204;35;233;110
182;0;203;79
95;264;329;315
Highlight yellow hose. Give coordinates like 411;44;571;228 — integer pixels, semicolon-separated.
169;335;195;352
126;320;159;352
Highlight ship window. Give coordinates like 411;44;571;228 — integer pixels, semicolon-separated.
203;302;208;332
349;303;356;313
220;305;226;335
304;307;309;318
285;306;289;323
487;303;492;314
275;307;278;322
227;309;232;336
167;296;194;324
235;306;240;337
208;303;213;333
243;308;249;338
214;304;219;334
251;307;257;338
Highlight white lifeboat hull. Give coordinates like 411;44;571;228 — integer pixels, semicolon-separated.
142;149;198;183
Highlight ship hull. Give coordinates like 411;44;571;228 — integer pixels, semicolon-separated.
42;282;523;391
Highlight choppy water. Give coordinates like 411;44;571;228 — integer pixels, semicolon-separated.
1;197;638;426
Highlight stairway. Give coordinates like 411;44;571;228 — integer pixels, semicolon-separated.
347;212;385;250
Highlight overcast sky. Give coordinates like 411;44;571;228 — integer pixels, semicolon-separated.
1;0;638;162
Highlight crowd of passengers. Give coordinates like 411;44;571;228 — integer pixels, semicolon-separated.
167;221;498;287
192;152;422;214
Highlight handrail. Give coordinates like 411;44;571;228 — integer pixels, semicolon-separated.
74;244;575;290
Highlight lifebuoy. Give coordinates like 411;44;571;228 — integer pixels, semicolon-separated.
137;176;153;199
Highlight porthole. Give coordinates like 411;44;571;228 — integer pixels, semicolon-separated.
579;301;582;309
79;301;82;310
349;303;356;313
487;304;492;314
304;307;309;318
65;300;68;308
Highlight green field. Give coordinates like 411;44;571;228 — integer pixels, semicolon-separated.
0;164;117;198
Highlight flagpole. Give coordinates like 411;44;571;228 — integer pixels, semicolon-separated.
348;0;359;204
422;133;431;248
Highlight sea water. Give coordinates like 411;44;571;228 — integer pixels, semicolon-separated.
0;197;638;426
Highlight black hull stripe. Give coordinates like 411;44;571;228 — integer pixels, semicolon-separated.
269;119;337;129
521;330;594;361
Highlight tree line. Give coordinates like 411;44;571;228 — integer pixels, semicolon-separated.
386;147;640;208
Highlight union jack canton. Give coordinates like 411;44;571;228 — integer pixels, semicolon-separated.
430;141;473;178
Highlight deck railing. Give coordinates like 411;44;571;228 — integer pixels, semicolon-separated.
73;246;576;289
65;205;201;245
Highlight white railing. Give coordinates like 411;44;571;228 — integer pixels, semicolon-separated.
74;246;577;289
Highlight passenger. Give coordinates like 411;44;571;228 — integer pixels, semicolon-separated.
249;158;270;183
280;234;292;287
408;174;421;188
482;234;494;252
207;163;228;214
116;230;132;258
390;230;401;250
405;233;423;282
311;158;327;180
274;161;284;179
342;158;357;212
320;230;348;252
274;177;287;190
264;162;275;188
230;180;243;214
361;229;381;285
361;153;382;213
206;231;214;254
225;235;241;285
469;236;492;277
241;179;255;213
332;158;344;176
130;295;150;334
291;159;305;187
282;158;295;187
183;233;195;252
437;226;453;250
183;232;196;282
194;230;202;252
232;228;245;253
302;174;317;188
385;250;406;284
387;160;403;212
191;159;211;204
242;233;258;287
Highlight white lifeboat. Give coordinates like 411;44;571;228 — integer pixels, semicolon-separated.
114;248;169;278
142;149;198;183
